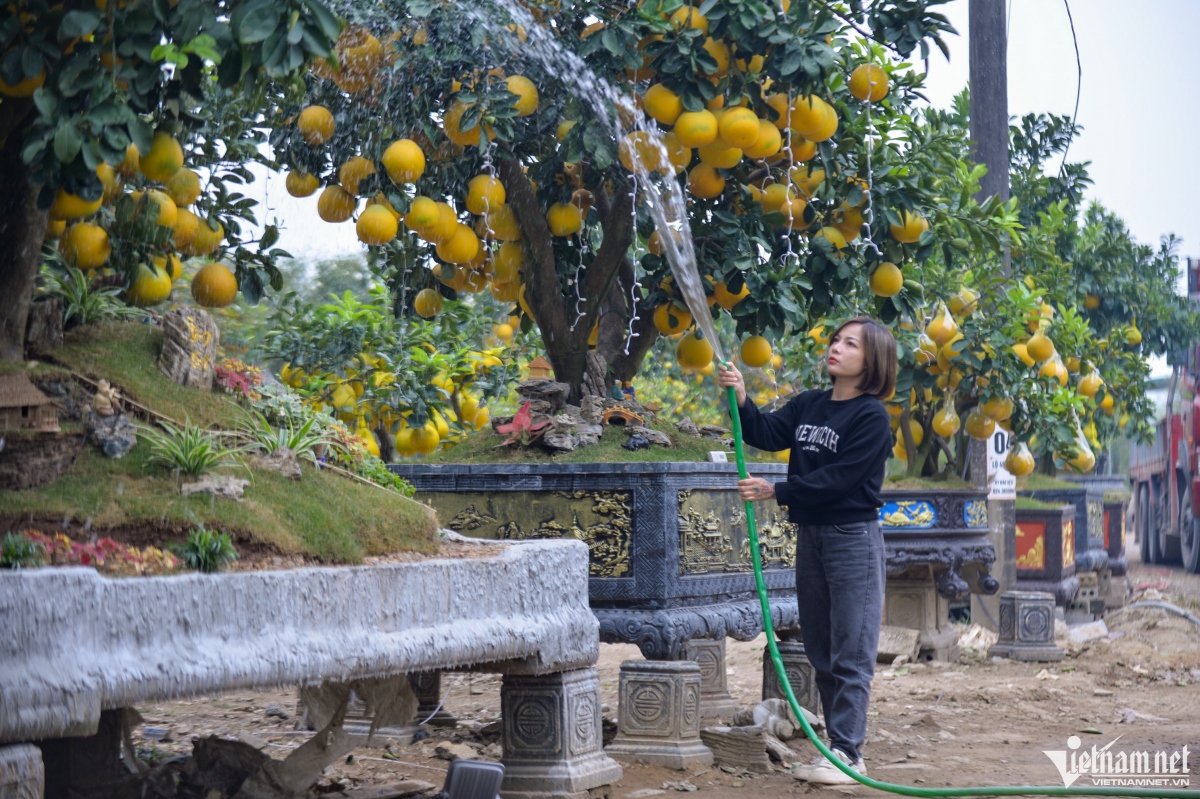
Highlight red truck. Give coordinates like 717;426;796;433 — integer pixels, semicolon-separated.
1128;257;1200;573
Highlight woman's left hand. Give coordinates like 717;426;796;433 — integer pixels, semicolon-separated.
738;477;775;502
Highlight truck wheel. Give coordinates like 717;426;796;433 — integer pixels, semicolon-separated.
1182;497;1200;574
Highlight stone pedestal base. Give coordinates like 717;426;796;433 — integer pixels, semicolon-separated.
500;668;623;799
683;638;739;721
1105;575;1131;609
883;578;957;662
761;638;819;716
1068;572;1104;620
606;661;713;769
0;744;43;799
987;591;1064;662
410;670;458;728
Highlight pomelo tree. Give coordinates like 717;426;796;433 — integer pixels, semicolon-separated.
0;0;340;360
265;0;1033;405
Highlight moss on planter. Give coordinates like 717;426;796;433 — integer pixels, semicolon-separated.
0;440;438;563
1016;496;1067;510
49;322;241;429
882;474;975;491
1016;474;1083;491
423;422;777;464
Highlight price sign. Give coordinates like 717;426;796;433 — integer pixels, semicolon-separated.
987;428;1015;499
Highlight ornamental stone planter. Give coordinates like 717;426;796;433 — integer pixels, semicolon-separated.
393;464;998;669
1104;501;1129;577
1014;504;1080;606
0;536;621;799
1018;484;1108;574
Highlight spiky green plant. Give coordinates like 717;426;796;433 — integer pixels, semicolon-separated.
140;419;249;476
42;266;141;328
173;526;238;573
1;533;45;569
237;410;334;465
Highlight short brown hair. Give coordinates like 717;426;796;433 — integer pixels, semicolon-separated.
827;316;897;401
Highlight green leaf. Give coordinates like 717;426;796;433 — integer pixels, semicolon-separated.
237;4;283;45
60;10;101;39
87;100;129;125
299;0;341;45
53;123;83;163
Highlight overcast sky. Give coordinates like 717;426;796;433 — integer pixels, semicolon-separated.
246;0;1198;379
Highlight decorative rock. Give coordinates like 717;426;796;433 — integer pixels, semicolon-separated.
987;591;1064;662
576;433;600;448
876;625;921;664
543;432;579;453
606;660;712;770
84;410;137;458
698;424;731;440
265;704;290;721
675;418;700;436
25;297;63;354
698;726;771;773
341;780;438;799
516;379;570;412
629;426;671;447
435;742;479;761
0;743;44;799
622;434;650;451
159;307;220;390
577;423;604;438
0;430;86;490
181;474;249;501
580;395;605;425
253;447;303;480
500;668;623;799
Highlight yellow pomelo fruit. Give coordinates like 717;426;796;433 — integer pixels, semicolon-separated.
140;132;184;182
932;406;960;438
964;408;995;440
889;209;928;244
492;241;524;283
869;262;903;297
191;262;238;308
286;171;320;197
1026;331;1055;362
436;224;481;265
50;188;102;220
506;75;539;116
676;331;714;370
317;185;356;223
298;105;335;145
688;163;725;199
165;168;201;206
643;83;683;125
740;335;772;368
466;174;506;215
718;107;760;149
674;110;718;148
59;222;111;269
654;302;692;335
743;119;782;160
338;155;375;195
405;196;440;231
125;263;173;307
848;63;889;102
697;141;742;169
1005;442;1035;476
546;202;582;236
357;204;399;245
669;6;709;33
382;139;425;184
414;288;444;318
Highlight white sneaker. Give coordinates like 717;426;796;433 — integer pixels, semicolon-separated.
791;748;866;785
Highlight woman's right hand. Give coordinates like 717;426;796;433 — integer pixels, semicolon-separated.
716;362;747;408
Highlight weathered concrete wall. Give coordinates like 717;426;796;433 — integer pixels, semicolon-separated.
0;536;595;744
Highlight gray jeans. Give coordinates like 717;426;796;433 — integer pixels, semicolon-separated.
794;520;886;762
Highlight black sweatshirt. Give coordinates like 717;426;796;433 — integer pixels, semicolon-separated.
737;388;892;525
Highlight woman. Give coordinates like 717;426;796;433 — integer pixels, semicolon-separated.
716;316;897;785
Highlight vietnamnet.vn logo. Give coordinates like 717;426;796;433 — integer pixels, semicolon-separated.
1044;735;1191;787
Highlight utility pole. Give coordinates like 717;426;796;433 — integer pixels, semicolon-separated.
968;0;1011;267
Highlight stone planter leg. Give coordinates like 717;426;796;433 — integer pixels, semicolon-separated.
682;638;739;721
987;591;1064;662
884;578;958;662
500;668;623;799
605;660;713;769
761;636;820;716
0;744;43;799
410;671;457;728
37;708;126;798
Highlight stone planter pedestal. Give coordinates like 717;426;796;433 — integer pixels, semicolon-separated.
987;591;1064;661
605;660;712;770
760;637;819;715
1015;504;1080;607
682;638;739;721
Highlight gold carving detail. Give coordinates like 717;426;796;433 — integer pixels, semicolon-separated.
881;500;935;528
678;490;796;574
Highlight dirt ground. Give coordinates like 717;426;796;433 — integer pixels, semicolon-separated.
133;547;1200;797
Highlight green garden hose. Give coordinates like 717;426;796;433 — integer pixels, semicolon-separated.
726;381;1199;798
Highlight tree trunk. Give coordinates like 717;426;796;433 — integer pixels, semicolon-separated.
496;157;633;402
0;113;47;362
596;256;660;388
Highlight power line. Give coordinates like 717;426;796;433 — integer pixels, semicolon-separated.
1059;0;1082;175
